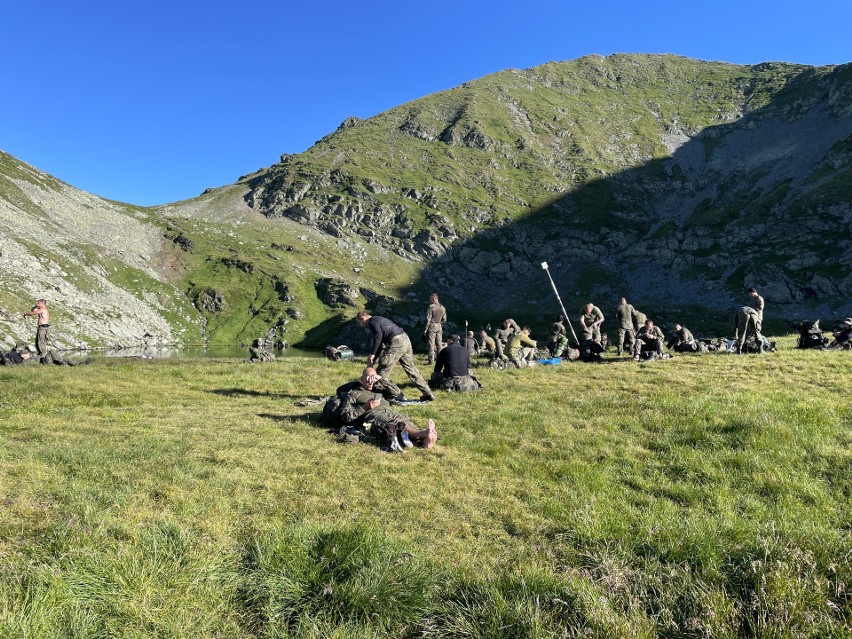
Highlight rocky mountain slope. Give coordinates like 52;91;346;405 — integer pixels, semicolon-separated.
241;55;852;327
0;152;199;349
2;54;850;350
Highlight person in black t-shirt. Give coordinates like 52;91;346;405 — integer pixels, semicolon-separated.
356;311;435;401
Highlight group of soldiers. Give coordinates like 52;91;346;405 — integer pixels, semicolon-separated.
417;285;835;376
456;288;776;363
323;289;763;452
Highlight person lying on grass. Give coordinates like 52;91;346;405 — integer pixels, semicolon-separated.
340;367;438;452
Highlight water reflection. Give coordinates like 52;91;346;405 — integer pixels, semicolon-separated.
76;345;324;360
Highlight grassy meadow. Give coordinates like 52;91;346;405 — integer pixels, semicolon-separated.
0;338;849;638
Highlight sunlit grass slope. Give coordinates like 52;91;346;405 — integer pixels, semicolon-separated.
0;339;849;637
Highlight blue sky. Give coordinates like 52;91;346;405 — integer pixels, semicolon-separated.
2;1;850;206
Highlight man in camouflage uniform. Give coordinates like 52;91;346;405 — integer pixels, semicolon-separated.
357;310;435;401
493;318;521;360
340;367;438;451
423;293;447;365
633;320;665;360
479;330;497;357
748;288;765;324
507;326;537;368
464;331;479;358
733;306;764;354
431;335;481;392
579;303;604;345
667;324;699;352
613;297;636;356
632;308;647;332
548;315;569;358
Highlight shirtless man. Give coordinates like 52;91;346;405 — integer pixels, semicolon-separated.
25;299;50;356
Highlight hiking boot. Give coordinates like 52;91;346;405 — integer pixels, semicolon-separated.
419;393;436;402
398;431;414;448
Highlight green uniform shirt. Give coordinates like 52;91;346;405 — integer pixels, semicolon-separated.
615;303;635;330
426;303;447;326
580;306;604;330
749;295;765;321
507;332;536;355
638;326;664;342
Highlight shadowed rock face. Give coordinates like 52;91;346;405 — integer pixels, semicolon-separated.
242;55;852;324
2;55;851;349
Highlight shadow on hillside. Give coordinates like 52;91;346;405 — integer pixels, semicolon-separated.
393;68;852;339
296;312;371;350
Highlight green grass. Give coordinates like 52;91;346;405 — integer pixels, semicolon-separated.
0;338;849;637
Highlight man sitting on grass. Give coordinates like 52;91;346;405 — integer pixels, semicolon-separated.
667;324;699;352
827;318;852;350
431;334;481;392
633;320;666;361
340;367;438;452
506;326;538;368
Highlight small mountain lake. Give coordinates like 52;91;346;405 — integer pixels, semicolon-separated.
70;345;325;360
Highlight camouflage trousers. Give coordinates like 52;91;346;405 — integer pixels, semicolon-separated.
549;335;568;357
633;338;663;358
494;338;507;360
36;325;50;356
425;324;443;363
431;372;482;392
616;328;635;354
508;347;536;369
672;340;699;353
582;326;601;344
377;333;431;396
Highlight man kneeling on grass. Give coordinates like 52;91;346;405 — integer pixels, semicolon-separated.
340;367;438;452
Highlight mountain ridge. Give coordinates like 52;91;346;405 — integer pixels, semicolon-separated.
1;54;850;350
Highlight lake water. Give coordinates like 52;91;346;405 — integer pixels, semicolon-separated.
75;345;325;360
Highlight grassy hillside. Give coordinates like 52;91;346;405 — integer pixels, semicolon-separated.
1;342;849;637
239;54;852;325
3;55;851;348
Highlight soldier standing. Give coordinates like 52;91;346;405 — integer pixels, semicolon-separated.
423;293;447;365
579;303;604;345
748;288;765;323
614;297;635;356
632;308;647;333
357;310;435;401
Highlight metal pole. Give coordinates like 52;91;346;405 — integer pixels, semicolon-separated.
541;262;579;344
